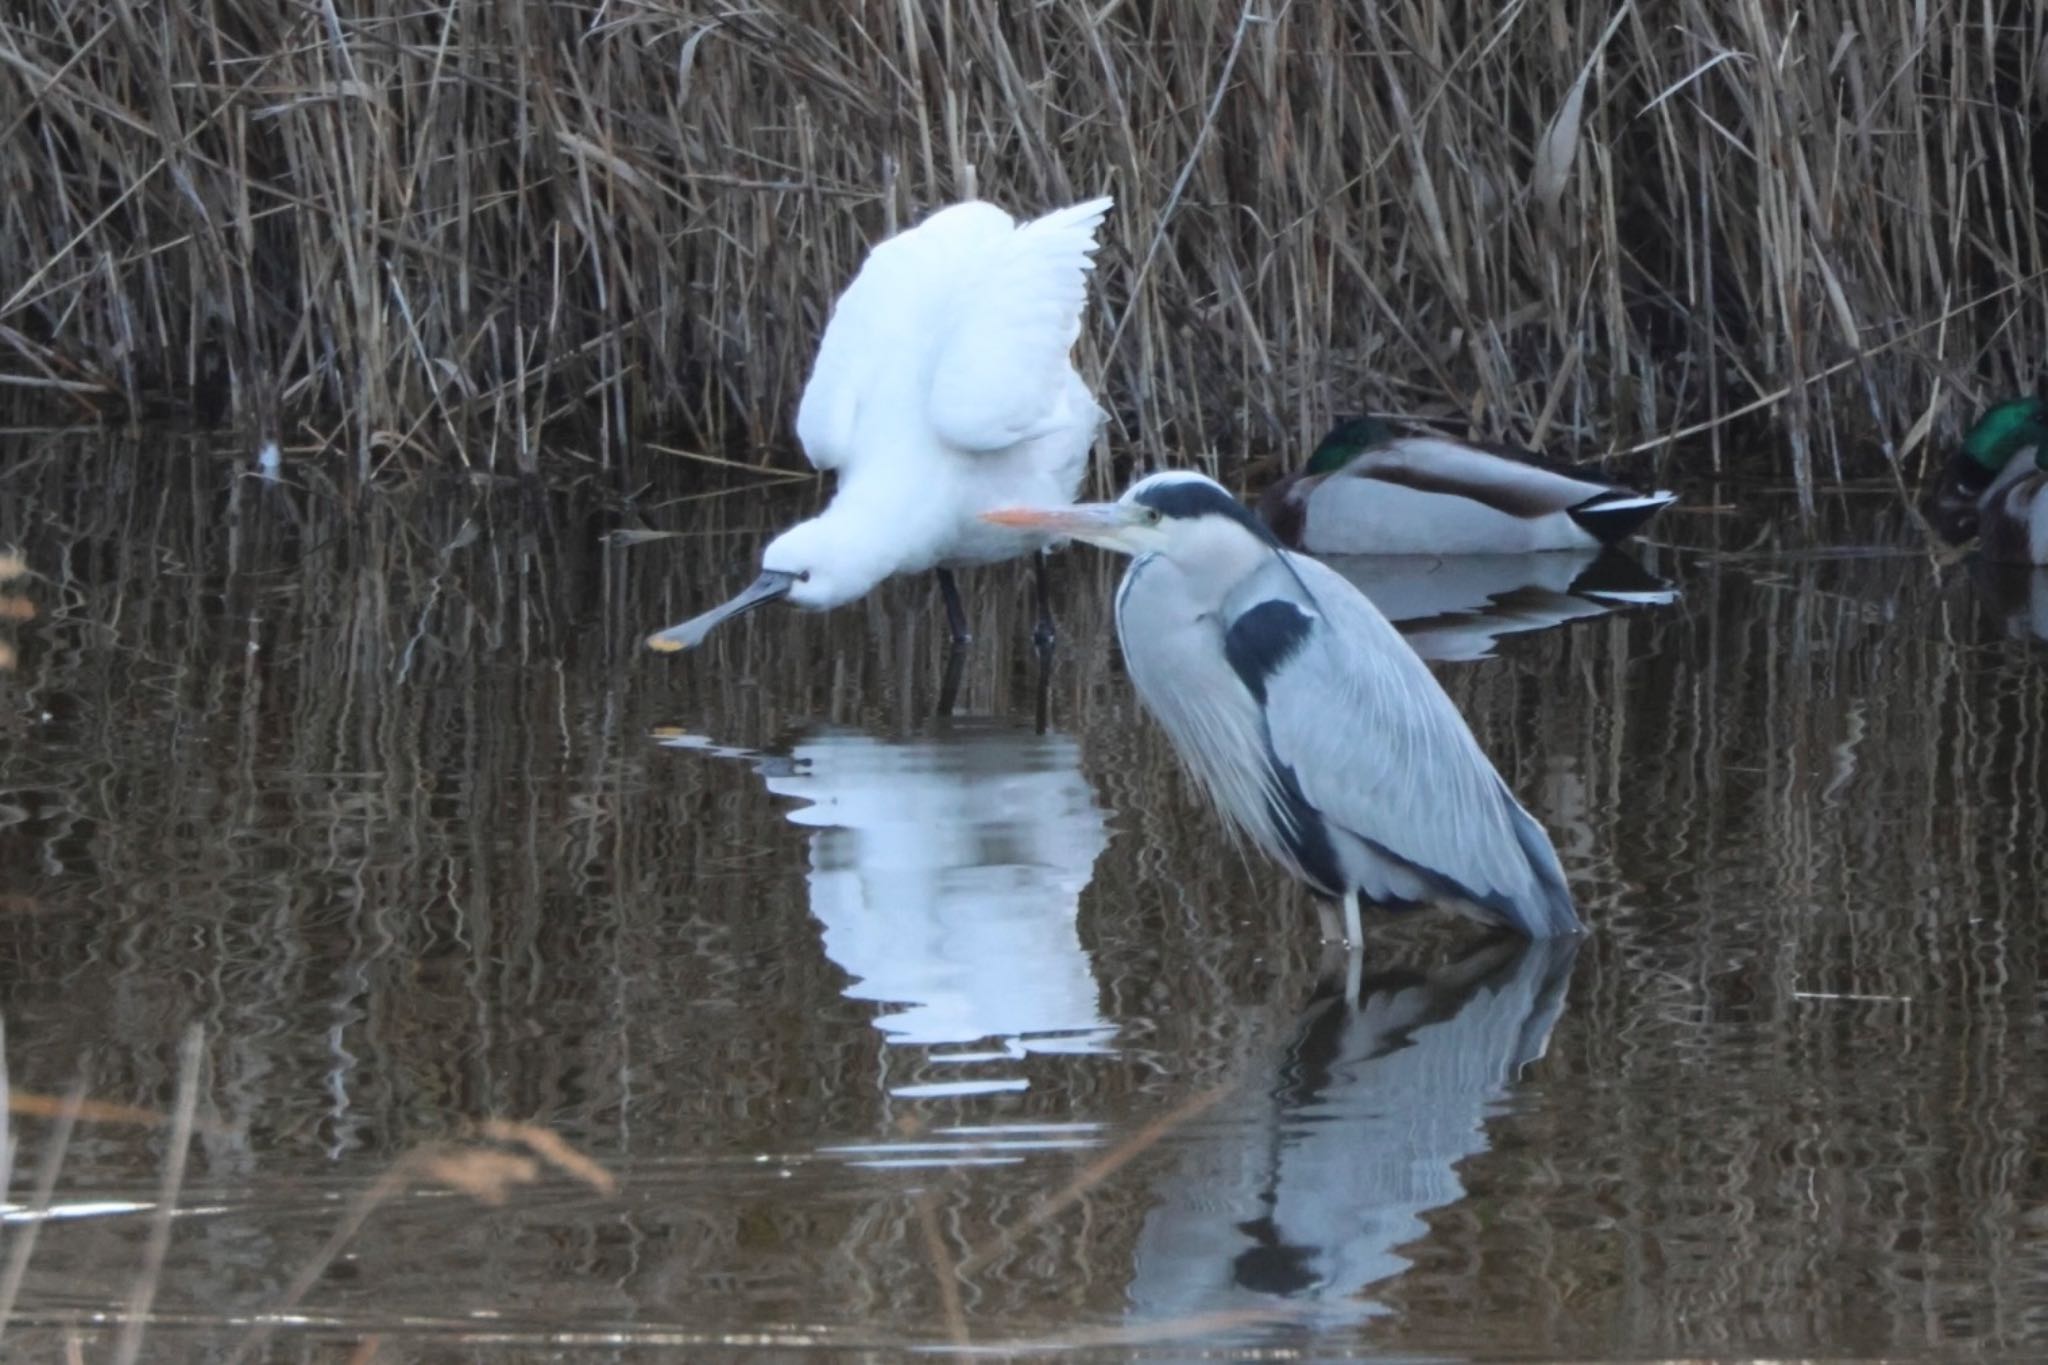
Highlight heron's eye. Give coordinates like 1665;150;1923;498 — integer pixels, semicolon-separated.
1143;507;1164;526
797;569;812;582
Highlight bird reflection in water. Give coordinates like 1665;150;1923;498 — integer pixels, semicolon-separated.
1125;936;1580;1326
1965;558;2048;644
1328;548;1678;662
666;721;1116;1095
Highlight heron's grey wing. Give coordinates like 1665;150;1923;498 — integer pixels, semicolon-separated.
925;197;1111;453
1243;553;1577;935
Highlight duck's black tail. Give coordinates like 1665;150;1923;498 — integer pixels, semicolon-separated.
1567;489;1677;545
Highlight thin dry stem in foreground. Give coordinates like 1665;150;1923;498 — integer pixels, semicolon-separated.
1;1;2042;495
955;1083;1232;1278
224;1120;616;1365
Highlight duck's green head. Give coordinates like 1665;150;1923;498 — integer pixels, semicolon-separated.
1305;416;1398;476
1960;396;2048;472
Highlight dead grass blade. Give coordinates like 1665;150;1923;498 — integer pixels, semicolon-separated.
913;1188;969;1352
955;1084;1231;1278
226;1120;614;1365
0;1081;88;1342
6;1089;233;1133
471;1118;618;1195
111;1025;203;1365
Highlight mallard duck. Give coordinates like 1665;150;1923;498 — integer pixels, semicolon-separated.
1926;396;2048;563
1257;416;1677;555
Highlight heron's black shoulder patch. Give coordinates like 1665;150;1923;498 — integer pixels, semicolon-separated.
1224;599;1315;705
1133;478;1281;545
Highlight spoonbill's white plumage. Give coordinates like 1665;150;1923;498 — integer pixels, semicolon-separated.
648;196;1113;653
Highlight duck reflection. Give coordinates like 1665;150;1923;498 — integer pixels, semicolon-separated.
1326;548;1677;661
740;722;1117;1079
1965;558;2048;643
1126;936;1580;1325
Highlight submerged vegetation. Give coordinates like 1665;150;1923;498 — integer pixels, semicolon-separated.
1;1;2044;496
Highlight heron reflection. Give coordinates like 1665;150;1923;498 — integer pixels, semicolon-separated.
678;721;1117;1090
1328;548;1678;662
1125;936;1580;1327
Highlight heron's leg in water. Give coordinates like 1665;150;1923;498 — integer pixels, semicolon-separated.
1316;900;1343;943
935;568;971;645
1315;892;1365;948
1315;893;1365;1002
1031;551;1057;652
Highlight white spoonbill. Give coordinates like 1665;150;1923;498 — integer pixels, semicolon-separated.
647;196;1113;654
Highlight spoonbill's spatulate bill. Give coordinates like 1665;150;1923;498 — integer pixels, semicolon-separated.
986;472;1583;944
647;196;1113;653
1258;416;1676;556
1925;396;2048;563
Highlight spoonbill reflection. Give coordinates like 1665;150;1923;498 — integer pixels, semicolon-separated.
1126;937;1579;1327
986;473;1582;945
674;722;1116;1087
647;196;1113;655
1330;547;1678;662
1258;415;1676;556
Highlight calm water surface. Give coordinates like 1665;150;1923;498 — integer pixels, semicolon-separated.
0;436;2045;1361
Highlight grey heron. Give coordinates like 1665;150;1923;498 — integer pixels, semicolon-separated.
1258;415;1676;555
986;471;1583;943
645;196;1112;655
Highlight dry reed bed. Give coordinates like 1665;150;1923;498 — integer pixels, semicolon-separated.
1;2;2044;496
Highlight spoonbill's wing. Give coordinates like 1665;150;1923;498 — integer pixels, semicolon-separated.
926;196;1112;454
796;198;1110;471
1249;554;1578;937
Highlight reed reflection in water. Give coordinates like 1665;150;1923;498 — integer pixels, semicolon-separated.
0;436;2044;1358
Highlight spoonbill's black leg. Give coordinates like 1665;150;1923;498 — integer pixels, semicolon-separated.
1032;632;1053;735
935;568;971;645
936;638;967;718
1031;551;1057;655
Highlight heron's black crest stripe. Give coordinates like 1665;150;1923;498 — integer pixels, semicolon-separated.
1223;599;1315;705
1133;478;1282;546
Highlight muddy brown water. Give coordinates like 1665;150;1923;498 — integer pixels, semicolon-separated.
0;436;2045;1361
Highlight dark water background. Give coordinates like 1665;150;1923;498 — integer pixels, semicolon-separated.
1;434;2045;1360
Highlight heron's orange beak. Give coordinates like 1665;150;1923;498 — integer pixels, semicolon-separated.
982;502;1149;553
